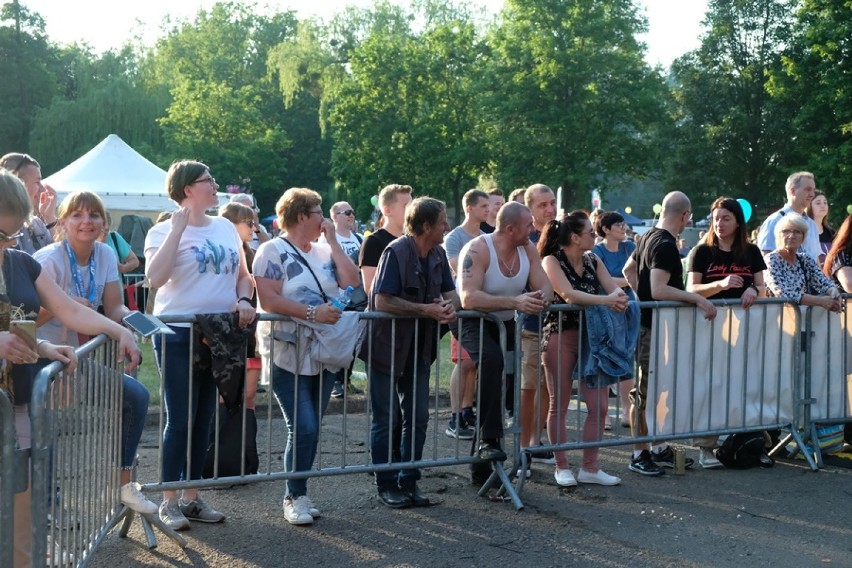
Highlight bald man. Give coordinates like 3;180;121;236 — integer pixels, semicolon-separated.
622;191;716;476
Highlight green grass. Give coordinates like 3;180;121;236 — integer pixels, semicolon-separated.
135;339;160;407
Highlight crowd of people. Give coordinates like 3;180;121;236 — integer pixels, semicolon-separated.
2;149;852;562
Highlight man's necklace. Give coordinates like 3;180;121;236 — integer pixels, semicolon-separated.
499;252;518;277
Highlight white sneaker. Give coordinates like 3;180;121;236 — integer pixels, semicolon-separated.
283;496;313;525
120;482;158;514
515;467;532;479
554;467;577;487
604;414;613;431
699;448;724;469
577;468;622;486
300;495;321;518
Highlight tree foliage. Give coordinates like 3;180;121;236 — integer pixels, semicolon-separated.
666;0;798;215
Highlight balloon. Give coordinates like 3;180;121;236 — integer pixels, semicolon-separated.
847;204;852;215
736;198;753;223
370;195;378;207
652;203;662;215
625;206;632;214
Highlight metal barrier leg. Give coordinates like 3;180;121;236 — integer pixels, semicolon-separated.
110;506;188;549
476;459;524;510
783;429;819;471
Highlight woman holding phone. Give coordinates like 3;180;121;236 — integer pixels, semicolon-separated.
0;169;140;567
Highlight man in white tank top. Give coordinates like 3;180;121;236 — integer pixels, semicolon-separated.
457;202;552;477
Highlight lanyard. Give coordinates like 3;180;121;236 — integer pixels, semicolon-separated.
63;240;97;305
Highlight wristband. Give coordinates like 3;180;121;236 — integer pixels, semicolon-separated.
238;296;252;305
45;220;58;229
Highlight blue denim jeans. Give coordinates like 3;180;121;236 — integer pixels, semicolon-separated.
154;326;218;483
121;374;150;469
369;353;431;488
271;365;335;499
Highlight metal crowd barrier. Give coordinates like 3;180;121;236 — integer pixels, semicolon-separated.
0;389;16;568
30;335;126;567
513;297;814;492
800;300;852;467
145;311;513;499
17;296;852;563
122;273;149;313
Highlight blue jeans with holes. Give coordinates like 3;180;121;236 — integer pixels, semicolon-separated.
271;365;335;499
121;374;150;469
369;353;431;488
154;326;218;483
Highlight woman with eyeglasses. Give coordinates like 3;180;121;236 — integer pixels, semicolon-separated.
145;160;256;531
254;188;359;525
592;211;637;428
33;190;157;514
538;210;628;488
0;170;140;567
0;153;58;253
685;197;767;468
765;212;841;311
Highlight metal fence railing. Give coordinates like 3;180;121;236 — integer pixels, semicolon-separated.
6;297;852;564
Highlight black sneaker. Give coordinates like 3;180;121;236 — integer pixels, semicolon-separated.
445;415;475;440
651;446;694;469
461;408;477;428
331;381;345;399
628;450;665;476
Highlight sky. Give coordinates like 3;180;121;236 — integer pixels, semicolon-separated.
21;0;709;68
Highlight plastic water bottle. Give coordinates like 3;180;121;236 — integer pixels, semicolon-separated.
332;286;354;310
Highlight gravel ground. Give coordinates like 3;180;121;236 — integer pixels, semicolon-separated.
85;397;852;568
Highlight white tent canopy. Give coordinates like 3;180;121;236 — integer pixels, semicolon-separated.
44;134;230;214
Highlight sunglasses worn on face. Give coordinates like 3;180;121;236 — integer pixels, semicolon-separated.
337;210;355;217
242;219;256;228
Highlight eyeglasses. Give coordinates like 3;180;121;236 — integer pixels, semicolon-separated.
781;229;804;236
306;210;323;217
336;210;355;217
684;211;693;222
241;219;256;228
612;221;627;229
191;176;216;186
0;229;23;242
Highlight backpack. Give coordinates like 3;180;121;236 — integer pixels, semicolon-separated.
715;432;774;469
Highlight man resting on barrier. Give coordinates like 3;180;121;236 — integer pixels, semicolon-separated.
623;191;716;476
361;197;458;508
458;201;552;486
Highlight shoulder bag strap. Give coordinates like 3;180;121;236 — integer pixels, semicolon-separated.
281;237;330;303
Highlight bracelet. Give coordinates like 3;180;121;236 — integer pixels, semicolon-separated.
238;296;252;305
750;284;759;293
306;304;317;323
45;220;57;229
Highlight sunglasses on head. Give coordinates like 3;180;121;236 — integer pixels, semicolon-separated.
6;154;36;174
0;229;23;242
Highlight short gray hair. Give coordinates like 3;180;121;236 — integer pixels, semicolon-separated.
774;212;809;245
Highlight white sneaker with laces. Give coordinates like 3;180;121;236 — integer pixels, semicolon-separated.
699;447;724;469
554;467;577;487
120;482;158;514
283;496;313;525
300;495;321;518
577;468;622;486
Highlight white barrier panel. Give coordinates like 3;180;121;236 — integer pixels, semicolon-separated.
806;306;852;421
648;302;799;437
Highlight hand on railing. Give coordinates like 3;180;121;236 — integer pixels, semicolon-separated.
696;296;718;320
117;329;141;372
604;289;629;312
514;291;548;315
425;298;457;325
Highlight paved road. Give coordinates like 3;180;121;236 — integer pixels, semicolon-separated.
88;402;852;568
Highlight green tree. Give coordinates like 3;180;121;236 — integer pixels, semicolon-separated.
768;0;852;216
143;2;301;208
325;1;489;220
0;1;61;152
666;0;798;215
482;0;667;209
29;45;169;173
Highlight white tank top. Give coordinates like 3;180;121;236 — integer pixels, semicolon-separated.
482;234;530;321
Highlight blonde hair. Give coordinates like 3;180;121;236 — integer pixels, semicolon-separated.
378;184;413;209
774;212;809;246
275;188;322;230
56;191;107;240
